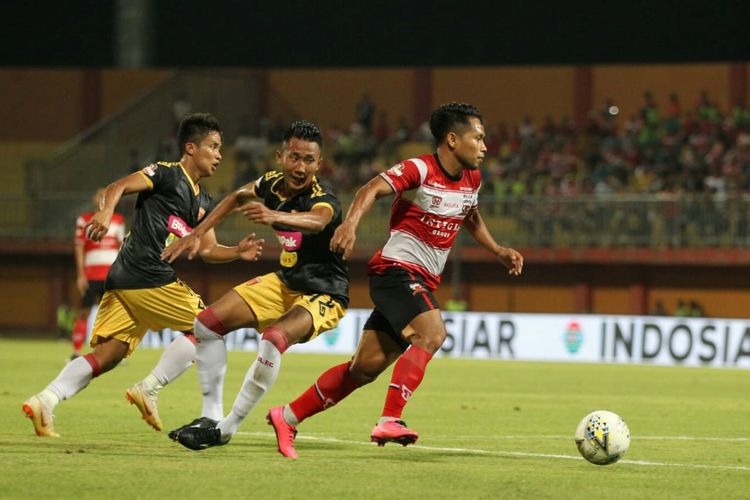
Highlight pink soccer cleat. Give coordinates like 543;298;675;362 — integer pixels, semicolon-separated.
370;419;418;447
266;406;298;459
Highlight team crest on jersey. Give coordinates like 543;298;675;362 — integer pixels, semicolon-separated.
142;163;158;177
388;163;405;176
409;282;426;295
198;207;206;221
430;195;442;208
280;250;298;267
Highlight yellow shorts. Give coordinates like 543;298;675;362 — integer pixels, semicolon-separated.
233;272;346;342
90;279;205;356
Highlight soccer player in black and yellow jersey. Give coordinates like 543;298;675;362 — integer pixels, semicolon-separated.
22;113;263;437
159;121;349;453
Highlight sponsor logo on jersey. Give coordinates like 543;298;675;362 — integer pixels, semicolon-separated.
167;215;192;238
409;282;426;295
430;195;442;208
461;202;472;215
429;181;446;188
388;163;405;176
198;207;206;221
419;214;462;231
142;164;158;177
275;230;302;251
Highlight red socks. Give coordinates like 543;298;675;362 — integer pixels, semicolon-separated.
289;362;360;422
382;345;433;419
83;353;102;377
287;346;433;423
71;318;87;353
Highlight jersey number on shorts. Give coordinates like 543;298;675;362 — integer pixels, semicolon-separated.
311;294;335;317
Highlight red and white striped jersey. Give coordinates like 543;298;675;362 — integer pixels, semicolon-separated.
75;211;125;281
368;153;481;290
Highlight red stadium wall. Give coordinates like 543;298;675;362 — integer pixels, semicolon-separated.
592;63;731;121
264;63;746;133
1;64;746;142
432;66;576;127
0;69;170;141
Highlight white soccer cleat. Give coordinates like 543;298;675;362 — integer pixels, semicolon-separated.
22;395;60;438
126;382;163;431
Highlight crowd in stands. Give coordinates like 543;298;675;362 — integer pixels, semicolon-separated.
223;90;750;201
129;91;750;247
499;89;750;200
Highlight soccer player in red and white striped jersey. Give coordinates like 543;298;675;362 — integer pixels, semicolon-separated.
72;189;125;359
266;102;524;458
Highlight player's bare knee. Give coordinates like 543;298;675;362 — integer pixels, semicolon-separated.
409;329;446;354
92;340;128;373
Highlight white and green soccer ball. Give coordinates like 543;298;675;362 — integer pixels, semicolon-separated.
574;410;630;465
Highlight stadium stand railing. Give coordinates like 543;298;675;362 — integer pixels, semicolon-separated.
3;187;749;254
210;193;750;255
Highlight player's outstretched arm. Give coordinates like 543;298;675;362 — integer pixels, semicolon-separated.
330;175;393;260
196;228;264;263
161;183;257;262
238;201;333;233
463;207;523;276
85;172;149;241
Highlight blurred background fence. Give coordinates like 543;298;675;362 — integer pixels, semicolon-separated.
3;191;749;252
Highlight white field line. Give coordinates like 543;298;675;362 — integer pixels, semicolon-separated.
236;431;750;472
426;434;750;443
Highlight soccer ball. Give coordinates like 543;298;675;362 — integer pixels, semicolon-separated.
574;410;630;465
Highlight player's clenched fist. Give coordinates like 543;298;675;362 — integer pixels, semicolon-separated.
84;214;110;242
330;221;357;260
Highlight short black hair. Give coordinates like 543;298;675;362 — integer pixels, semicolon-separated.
429;102;483;143
177;113;223;153
283;120;323;148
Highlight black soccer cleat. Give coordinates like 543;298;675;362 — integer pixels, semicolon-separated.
176;426;228;451
168;417;219;441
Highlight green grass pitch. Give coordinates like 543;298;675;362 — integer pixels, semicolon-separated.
2;338;748;498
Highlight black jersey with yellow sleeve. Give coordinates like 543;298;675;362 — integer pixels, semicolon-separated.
254;171;349;307
105;162;214;290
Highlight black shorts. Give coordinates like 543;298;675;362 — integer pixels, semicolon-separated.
363;267;440;351
81;280;106;308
